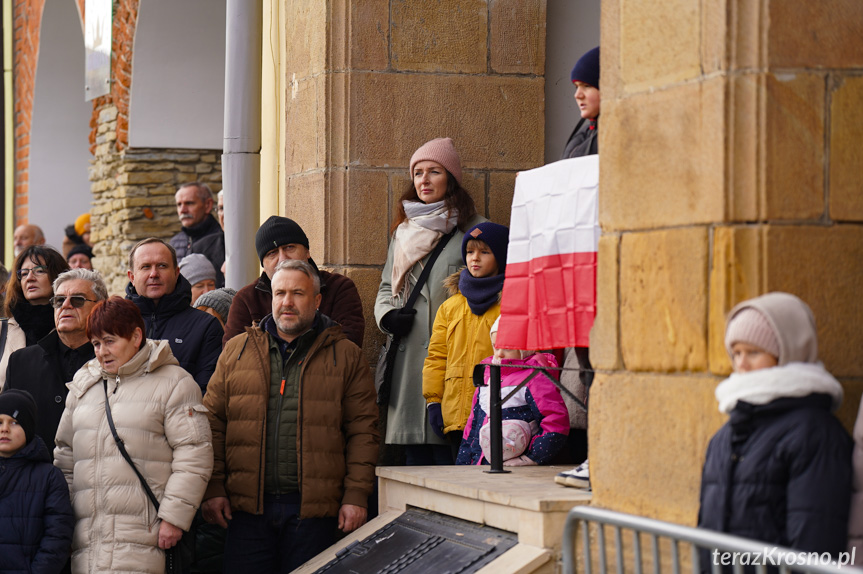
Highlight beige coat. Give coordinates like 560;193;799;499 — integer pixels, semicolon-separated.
54;340;213;574
0;317;27;390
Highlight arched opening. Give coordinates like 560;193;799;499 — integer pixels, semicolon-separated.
29;0;92;250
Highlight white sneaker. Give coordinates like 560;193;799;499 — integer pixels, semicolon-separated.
554;459;590;489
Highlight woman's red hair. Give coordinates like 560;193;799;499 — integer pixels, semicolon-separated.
86;296;146;349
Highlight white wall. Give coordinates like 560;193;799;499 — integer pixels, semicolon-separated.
129;0;226;149
544;0;601;163
29;0;92;251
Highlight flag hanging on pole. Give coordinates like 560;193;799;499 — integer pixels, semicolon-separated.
496;155;599;351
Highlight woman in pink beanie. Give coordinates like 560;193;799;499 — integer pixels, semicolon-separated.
374;137;484;465
698;292;851;564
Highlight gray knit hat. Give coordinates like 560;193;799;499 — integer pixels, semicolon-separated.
179;254;216;286
194;288;237;324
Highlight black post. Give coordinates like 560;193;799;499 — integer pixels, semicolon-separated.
485;363;509;474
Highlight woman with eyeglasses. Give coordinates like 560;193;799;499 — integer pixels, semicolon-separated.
0;245;69;389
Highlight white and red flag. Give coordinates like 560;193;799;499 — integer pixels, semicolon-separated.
496;155;599;350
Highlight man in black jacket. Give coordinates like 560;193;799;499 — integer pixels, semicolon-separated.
126;238;223;393
4;268;107;446
171;181;225;287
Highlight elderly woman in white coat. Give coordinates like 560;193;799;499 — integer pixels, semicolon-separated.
55;296;213;574
374;137;484;466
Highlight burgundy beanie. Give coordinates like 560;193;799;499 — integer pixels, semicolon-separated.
724;307;780;360
409;137;463;185
462;222;509;272
571;46;600;89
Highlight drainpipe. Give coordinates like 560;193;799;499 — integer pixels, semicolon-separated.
223;0;262;289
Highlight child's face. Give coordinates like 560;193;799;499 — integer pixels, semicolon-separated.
731;342;778;374
491;332;522;363
574;81;600;119
465;240;499;278
0;414;26;458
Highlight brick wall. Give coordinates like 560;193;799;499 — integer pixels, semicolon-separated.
89;0;137;154
12;0;46;224
89;104;222;295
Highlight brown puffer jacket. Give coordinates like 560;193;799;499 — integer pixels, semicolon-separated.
203;319;379;518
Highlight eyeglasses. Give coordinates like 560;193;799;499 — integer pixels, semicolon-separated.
16;266;48;280
49;295;99;309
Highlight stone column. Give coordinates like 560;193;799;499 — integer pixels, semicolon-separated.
281;0;548;360
590;0;863;524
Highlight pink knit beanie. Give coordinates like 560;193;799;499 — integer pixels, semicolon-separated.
409;137;463;185
724;307;780;360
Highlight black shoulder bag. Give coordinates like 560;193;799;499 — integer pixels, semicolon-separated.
103;381;191;574
375;229;456;405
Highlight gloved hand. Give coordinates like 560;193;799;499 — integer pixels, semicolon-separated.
381;308;417;337
503;455;537;467
427;403;445;439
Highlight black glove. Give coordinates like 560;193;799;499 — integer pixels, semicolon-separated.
427;403;445;439
381;308;417;337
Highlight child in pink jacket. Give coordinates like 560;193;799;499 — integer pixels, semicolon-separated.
456;318;569;466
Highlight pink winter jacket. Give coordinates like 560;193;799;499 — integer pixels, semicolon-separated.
457;353;569;465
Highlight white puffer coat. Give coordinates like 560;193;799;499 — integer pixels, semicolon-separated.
54;339;214;574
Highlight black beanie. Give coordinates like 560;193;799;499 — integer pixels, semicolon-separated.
462;222;510;273
67;243;95;262
0;389;37;445
255;216;310;264
571;46;600;89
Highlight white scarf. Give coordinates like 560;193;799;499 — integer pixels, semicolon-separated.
390;200;457;299
714;362;843;415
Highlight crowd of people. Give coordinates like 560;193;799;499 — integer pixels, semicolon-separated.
0;43;859;574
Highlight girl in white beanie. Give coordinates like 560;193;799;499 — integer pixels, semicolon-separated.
698;292;851;561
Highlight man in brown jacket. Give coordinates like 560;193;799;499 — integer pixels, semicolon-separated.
221;215;365;347
202;259;379;572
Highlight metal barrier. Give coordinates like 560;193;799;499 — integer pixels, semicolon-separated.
563;506;861;574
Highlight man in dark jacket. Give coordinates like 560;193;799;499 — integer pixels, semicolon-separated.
171;181;225;287
222;216;365;347
125;238;223;392
202;259;378;572
4;268;107;446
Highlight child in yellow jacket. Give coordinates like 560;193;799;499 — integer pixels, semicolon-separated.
422;221;509;462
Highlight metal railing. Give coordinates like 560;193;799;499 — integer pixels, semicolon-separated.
563;506;861;574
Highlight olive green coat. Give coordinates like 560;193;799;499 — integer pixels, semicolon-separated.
374;215;484;445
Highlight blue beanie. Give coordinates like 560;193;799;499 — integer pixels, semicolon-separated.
571;46;600;88
462;222;509;272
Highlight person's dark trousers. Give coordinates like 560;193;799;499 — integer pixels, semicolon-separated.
223;493;337;573
568;346;593;464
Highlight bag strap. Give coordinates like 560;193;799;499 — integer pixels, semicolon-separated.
103;380;160;512
403;228;456;312
0;318;8;364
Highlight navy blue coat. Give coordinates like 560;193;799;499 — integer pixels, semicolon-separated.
126;274;224;393
0;436;74;574
698;393;852;557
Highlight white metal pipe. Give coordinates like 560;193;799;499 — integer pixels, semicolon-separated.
223;0;262;289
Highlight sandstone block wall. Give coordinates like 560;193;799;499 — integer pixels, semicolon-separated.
281;0;547;363
592;0;863;525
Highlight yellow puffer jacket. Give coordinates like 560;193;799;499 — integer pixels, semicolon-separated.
422;272;500;434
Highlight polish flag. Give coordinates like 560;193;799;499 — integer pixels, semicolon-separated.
496;155;599;350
